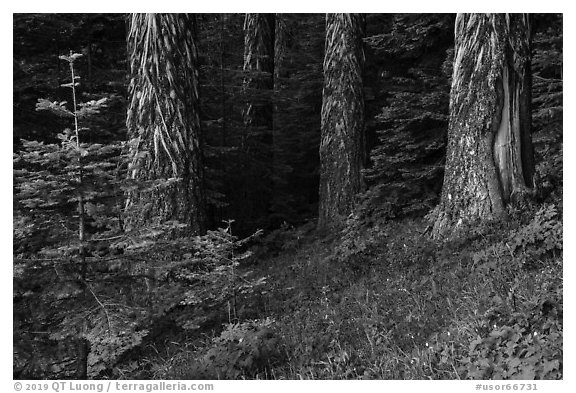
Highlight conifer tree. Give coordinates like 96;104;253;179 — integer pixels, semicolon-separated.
318;13;366;230
126;13;207;235
432;13;534;238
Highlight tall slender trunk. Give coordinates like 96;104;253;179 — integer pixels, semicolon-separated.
318;13;366;231
75;335;89;379
241;13;275;226
242;13;275;144
220;13;228;148
432;13;534;238
271;14;287;221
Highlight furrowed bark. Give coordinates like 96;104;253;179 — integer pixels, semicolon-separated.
125;13;207;236
318;13;366;231
432;13;534;238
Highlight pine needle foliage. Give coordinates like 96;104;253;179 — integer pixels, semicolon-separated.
14;49;268;379
531;14;563;203
14;53;137;378
363;14;453;218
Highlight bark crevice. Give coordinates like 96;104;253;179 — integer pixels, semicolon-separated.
318;14;366;231
432;13;534;239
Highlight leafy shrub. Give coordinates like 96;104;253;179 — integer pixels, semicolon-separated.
170;223;268;328
508;204;562;267
266;206;562;380
419;205;563;380
169;319;282;379
247;221;312;259
473;204;562;271
463;310;562;379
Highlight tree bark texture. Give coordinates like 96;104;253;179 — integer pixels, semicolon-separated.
432;13;534;238
318;14;366;230
126;13;207;235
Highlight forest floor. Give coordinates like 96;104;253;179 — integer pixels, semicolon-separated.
124;201;563;380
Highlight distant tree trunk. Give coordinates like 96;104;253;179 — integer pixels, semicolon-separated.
219;13;228;148
241;13;275;226
125;13;207;235
75;336;89;379
242;13;275;145
274;14;286;87
432;13;534;238
318;13;366;231
271;14;287;223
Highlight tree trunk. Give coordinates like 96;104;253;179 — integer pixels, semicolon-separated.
242;13;275;143
219;13;228;148
271;14;287;224
241;13;275;226
125;13;207;236
75;336;89;379
432;13;534;238
318;13;366;231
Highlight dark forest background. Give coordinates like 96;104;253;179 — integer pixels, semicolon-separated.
13;14;562;380
13;14;459;235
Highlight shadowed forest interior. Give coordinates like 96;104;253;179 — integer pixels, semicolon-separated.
13;13;562;380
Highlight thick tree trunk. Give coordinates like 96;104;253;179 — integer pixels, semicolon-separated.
125;13;207;235
318;14;366;231
432;14;534;238
241;13;275;226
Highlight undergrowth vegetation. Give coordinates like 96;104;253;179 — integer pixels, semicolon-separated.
142;198;561;380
